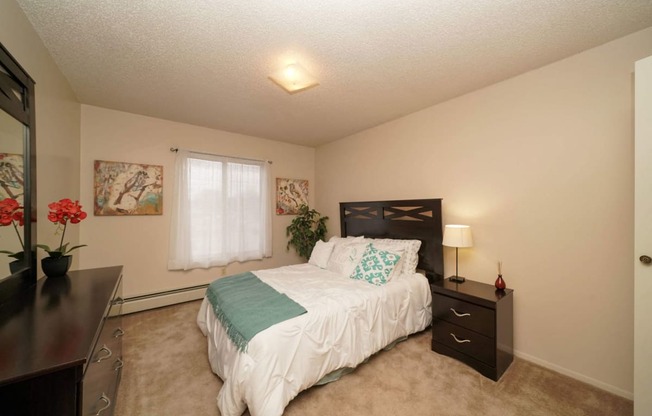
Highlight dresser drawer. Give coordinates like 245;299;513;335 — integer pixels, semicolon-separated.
83;359;119;416
83;325;123;415
82;274;124;416
433;319;495;366
432;292;495;338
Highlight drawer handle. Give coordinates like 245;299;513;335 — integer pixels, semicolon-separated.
450;333;471;344
94;345;112;362
114;296;124;305
114;358;124;371
113;327;125;338
450;308;471;318
94;393;111;415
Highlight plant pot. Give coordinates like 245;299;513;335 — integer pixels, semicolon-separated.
9;259;24;274
41;255;72;278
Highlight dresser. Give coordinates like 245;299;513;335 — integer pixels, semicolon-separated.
431;278;513;381
0;266;124;416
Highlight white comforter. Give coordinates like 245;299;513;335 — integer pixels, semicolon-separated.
197;263;432;416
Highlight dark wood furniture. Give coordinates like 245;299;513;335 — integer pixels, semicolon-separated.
0;266;124;415
0;41;38;305
431;278;513;381
340;199;444;281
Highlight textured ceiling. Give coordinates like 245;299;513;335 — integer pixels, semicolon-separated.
15;0;652;147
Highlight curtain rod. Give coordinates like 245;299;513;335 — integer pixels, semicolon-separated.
170;147;272;164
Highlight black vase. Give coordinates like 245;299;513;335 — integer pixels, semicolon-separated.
41;255;72;278
9;259;24;274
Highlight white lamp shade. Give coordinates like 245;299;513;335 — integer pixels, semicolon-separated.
442;224;473;248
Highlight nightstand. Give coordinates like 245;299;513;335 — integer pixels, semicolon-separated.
431;278;513;381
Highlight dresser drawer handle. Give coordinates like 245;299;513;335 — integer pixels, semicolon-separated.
114;358;124;371
450;333;471;344
113;296;124;305
450;308;471;318
93;393;111;415
113;327;125;338
94;345;112;362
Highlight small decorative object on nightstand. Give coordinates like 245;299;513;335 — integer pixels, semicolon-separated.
442;224;473;283
431;278;514;381
495;261;506;290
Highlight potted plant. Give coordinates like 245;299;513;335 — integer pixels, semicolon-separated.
286;205;328;260
37;198;88;277
0;198;25;273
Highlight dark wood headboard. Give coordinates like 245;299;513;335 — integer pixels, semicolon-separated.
340;199;443;281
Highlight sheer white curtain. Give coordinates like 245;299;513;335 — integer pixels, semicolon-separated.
168;150;272;270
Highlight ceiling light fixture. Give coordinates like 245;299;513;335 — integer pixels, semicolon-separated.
269;62;319;94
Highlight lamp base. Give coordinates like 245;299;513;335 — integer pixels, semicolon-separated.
448;275;466;283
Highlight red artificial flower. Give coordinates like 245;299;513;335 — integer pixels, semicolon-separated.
0;198;20;223
0;198;25;258
46;198;88;226
38;198;88;258
12;210;24;227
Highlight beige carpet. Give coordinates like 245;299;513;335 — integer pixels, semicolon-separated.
115;300;632;416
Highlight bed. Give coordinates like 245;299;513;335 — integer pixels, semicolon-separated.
197;199;443;416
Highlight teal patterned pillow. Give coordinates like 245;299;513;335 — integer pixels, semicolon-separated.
350;244;401;286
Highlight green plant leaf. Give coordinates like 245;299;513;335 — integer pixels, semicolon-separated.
36;244;52;252
0;250;24;260
286;204;329;260
38;241;87;257
65;244;87;254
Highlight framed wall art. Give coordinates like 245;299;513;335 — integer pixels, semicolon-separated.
94;160;163;216
276;178;308;215
0;153;24;201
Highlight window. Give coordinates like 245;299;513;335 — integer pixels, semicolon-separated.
168;150;271;270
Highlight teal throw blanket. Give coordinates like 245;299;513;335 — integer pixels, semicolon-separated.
206;271;307;352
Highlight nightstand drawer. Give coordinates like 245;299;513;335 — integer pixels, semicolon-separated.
433;319;495;366
432;293;495;338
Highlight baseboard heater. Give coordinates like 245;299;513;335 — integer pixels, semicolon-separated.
122;284;209;315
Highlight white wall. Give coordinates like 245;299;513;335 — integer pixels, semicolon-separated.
316;26;652;398
0;0;82;272
79;105;315;298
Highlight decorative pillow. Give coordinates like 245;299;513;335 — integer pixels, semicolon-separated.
328;235;364;245
350;244;401;286
385;248;405;280
362;238;421;276
326;241;367;276
308;240;335;269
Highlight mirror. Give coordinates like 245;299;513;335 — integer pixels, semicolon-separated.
0;42;36;303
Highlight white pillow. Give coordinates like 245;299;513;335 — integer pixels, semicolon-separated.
328;235;364;245
326;241;367;276
309;240;335;269
361;238;421;275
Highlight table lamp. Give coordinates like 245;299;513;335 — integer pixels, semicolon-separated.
442;224;473;283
